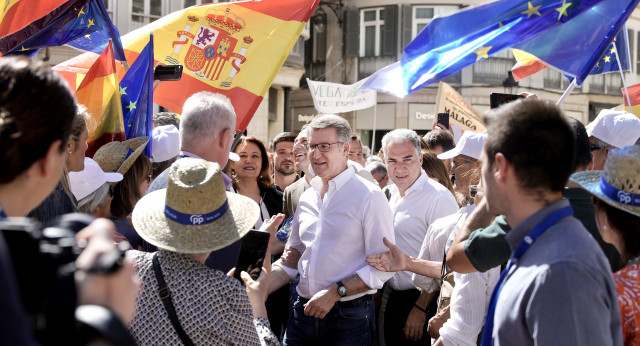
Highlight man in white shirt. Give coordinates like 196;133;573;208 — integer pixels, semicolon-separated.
381;129;459;345
269;114;395;345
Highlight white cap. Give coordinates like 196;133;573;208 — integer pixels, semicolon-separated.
69;158;123;200
151;125;180;163
437;131;487;160
586;109;640;148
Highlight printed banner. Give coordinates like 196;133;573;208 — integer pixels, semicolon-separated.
435;81;484;132
307;78;377;114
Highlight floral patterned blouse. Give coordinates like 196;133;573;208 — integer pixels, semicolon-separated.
615;261;640;346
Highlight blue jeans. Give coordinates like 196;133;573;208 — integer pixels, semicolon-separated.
283;295;375;346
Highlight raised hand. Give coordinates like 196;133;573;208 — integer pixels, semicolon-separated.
365;237;408;272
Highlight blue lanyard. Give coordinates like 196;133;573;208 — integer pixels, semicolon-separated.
0;204;6;219
480;205;573;346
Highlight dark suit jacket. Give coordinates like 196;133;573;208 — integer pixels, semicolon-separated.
260;185;283;219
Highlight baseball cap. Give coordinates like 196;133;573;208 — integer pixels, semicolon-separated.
586;109;640;148
69;158;123;200
437;131;487;160
151;125;180;163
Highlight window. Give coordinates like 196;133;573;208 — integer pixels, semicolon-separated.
132;0;165;30
360;8;385;57
103;0;115;22
412;6;457;39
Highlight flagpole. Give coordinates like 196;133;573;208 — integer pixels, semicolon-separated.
624;28;635;84
614;45;632;109
371;104;377;154
556;79;577;106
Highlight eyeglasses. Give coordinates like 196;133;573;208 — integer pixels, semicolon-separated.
376;173;387;184
304;142;343;152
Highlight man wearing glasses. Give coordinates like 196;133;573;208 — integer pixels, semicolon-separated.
269;114;395;345
586;109;640;170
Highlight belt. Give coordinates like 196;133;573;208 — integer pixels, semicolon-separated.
298;294;373;307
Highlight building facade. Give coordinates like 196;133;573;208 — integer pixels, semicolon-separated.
37;0;640;148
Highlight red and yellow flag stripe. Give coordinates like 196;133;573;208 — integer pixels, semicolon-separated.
76;41;125;157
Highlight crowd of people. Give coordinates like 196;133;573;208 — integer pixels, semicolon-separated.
2;56;640;346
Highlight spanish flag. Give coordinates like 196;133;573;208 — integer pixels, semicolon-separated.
76;41;125;157
54;0;320;132
0;0;69;40
511;48;549;82
622;82;640;118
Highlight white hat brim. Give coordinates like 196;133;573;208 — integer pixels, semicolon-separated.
104;172;123;183
132;189;260;253
437;148;460;160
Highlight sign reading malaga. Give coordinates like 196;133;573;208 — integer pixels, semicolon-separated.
307;78;377;114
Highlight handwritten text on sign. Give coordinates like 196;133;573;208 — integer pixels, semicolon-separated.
307;78;377;114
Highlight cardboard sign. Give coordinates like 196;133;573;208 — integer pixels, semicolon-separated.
435;81;485;132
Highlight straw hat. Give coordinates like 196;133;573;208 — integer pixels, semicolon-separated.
132;158;259;253
570;145;640;218
69;157;123;200
93;137;149;175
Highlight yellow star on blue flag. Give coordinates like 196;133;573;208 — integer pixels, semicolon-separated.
555;0;571;21
120;33;155;158
474;46;492;61
126;101;137;111
521;2;542;18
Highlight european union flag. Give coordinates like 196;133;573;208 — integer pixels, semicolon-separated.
1;0;125;61
363;0;640;97
590;28;630;75
121;34;154;158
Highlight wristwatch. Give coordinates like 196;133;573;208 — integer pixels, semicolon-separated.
337;281;348;298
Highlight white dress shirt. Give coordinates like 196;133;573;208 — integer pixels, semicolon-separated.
412;205;474;293
439;216;500;346
283;166;395;301
387;171;459;291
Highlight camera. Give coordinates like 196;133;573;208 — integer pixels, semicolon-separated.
0;213;128;344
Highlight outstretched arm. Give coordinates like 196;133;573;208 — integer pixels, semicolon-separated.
366;237;442;279
446;197;494;273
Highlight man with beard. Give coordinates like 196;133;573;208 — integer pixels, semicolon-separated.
272;132;298;192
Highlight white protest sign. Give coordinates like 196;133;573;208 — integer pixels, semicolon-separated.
307;78;377;114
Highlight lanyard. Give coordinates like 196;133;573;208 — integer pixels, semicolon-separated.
0;204;6;219
480;205;573;346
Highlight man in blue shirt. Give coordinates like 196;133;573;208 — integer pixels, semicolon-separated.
477;99;621;345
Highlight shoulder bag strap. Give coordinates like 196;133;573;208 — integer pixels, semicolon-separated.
152;253;195;346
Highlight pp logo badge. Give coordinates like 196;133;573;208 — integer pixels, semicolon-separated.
618;191;632;204
190;214;205;225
